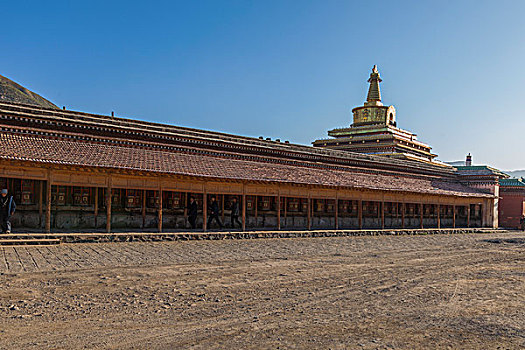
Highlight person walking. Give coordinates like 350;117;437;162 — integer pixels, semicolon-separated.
0;189;16;234
520;215;525;231
187;196;198;229
230;197;242;228
207;196;223;229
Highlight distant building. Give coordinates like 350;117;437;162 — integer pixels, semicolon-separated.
499;178;525;229
313;66;437;162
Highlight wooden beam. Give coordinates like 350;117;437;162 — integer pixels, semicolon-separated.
106;176;112;234
158;185;163;233
358;200;363;229
45;172;52;233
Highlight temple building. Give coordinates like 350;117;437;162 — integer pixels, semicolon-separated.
313;66;437;162
0;68;502;233
499;177;525;229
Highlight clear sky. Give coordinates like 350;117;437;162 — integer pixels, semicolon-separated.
2;0;524;170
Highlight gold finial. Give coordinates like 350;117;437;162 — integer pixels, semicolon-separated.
366;65;382;105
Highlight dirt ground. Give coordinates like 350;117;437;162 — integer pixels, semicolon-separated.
0;232;523;349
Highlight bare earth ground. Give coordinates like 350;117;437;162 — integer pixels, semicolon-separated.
0;232;523;350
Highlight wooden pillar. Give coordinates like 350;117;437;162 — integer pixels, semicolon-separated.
142;189;146;229
38;180;43;229
254;195;258;225
480;203;484;227
401;202;405;228
358;200;363;229
283;197;287;228
277;192;281;230
381;201;385;230
183;192;188;227
242;184;246;231
437;204;441;229
45;173;52;233
203;189;207;232
158;186;163;233
453;205;456;228
335;195;339;230
221;195;225;224
420;203;424;229
467;205;471;228
307;195;312;230
106;177;112;234
94;187;99;229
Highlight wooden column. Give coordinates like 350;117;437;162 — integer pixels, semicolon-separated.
45;173;52;233
452;205;456;228
158;186;163;233
203;190;207;232
358;200;363;229
106;177;112;234
381;201;385;230
420;203;424;229
142;189;146;229
437;204;441;229
183;192;188;227
94;187;99;229
254;196;258;226
221;195;225;224
480;203;484;227
277;193;281;230
467;205;471;228
38;180;43;229
307;195;312;230
401;203;405;228
283;197;287;229
242;184;246;231
335;196;339;230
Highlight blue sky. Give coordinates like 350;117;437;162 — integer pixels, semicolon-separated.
2;0;524;170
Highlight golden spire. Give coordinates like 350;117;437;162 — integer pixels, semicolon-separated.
365;65;382;106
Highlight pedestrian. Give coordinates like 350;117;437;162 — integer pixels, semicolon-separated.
187;196;198;229
207;196;223;229
0;189;16;234
520;215;525;231
230;197;242;228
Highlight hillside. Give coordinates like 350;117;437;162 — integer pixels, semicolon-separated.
0;74;57;109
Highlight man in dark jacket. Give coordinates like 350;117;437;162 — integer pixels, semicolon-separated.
187;196;198;229
520;215;525;231
230;197;241;228
207;196;223;229
0;189;16;234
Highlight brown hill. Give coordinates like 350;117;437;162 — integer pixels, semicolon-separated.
0;74;58;109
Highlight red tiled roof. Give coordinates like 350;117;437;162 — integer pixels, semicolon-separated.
0;132;490;198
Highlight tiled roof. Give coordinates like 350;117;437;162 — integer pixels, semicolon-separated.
500;178;525;187
0;131;491;198
455;165;509;178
